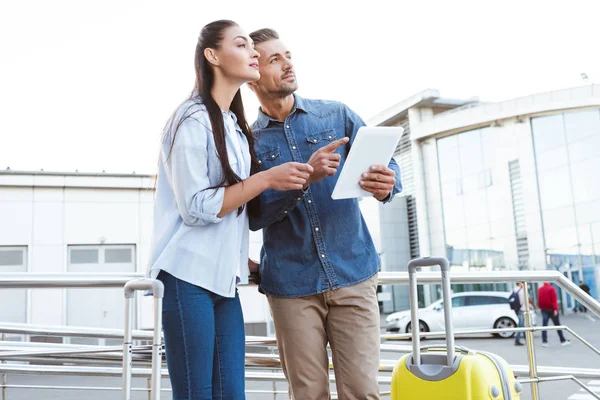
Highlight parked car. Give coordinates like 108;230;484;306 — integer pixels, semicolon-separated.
385;291;537;338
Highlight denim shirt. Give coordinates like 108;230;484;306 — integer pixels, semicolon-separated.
147;98;251;298
250;95;402;298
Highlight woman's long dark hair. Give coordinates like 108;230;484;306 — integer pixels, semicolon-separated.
164;20;259;215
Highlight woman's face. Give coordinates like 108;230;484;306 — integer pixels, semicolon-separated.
209;25;260;83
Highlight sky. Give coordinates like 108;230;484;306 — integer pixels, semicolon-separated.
1;0;599;175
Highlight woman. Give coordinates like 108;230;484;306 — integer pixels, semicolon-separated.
147;20;312;399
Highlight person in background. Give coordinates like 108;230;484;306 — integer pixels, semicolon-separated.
576;280;590;312
512;282;537;346
538;282;571;348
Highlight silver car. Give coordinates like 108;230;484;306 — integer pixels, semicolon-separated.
385;291;536;338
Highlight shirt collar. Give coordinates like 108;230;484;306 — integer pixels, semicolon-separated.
254;94;310;130
222;109;239;125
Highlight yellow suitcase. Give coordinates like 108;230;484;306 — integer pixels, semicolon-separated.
390;257;522;400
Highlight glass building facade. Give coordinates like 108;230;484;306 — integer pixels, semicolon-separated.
436;126;521;291
532;109;600;299
435;108;600;297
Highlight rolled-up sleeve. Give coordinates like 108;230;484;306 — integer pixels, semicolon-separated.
168;117;225;226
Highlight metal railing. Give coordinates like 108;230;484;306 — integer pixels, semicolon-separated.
0;270;599;399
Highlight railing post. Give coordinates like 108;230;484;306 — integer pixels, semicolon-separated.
122;278;163;400
2;333;6;400
523;282;540;400
147;377;151;400
122;295;134;400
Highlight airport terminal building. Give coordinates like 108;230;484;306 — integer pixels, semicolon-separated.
1;84;599;335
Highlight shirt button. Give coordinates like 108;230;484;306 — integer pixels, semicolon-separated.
328;136;332;139
258;160;262;164
321;254;325;258
271;155;276;159
284;211;288;214
297;197;301;201
313;139;317;143
286;125;290;129
315;227;319;231
292;146;296;150
308;200;312;203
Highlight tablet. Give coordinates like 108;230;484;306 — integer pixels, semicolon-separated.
331;126;404;200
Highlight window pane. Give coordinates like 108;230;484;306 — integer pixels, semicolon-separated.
575;200;600;226
0;250;24;266
537;168;573;210
70;338;99;346
535;146;569;172
446;228;468;256
532;114;566;154
452;297;466;307
462;174;479;194
571;158;600;203
545;226;579;254
437;136;461;181
487;180;513;221
577;221;600;248
541;205;576;232
463;193;488;227
70;249;99;264
568;133;600;164
579;244;600;259
458;130;484;175
105;248;132;263
485;127;518;168
467;223;491;249
564;110;600;144
481;128;499;170
441;191;465;231
468;296;503;306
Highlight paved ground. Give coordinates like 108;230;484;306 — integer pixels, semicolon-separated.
2;312;598;399
378;311;600;400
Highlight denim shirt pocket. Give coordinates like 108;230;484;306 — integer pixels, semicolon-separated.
257;146;282;171
306;129;337;152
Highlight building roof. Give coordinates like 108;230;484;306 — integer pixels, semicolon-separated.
367;89;477;126
0;169;155;190
0;169;152;178
371;84;600;141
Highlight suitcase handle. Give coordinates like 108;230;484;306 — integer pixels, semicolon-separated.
420;344;474;356
408;257;454;367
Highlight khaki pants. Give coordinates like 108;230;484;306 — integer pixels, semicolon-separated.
268;274;380;400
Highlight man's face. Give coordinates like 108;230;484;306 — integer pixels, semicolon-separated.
251;39;298;98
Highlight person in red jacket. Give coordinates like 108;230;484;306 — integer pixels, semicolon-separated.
538;282;571;347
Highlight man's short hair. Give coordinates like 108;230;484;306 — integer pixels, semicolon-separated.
250;28;279;45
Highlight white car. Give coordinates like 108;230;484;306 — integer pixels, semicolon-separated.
385;291;537;339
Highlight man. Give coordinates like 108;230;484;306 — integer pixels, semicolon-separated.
577;280;590;312
511;282;536;346
537;282;571;347
247;28;402;399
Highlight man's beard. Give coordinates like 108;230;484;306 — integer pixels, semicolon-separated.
271;82;298;98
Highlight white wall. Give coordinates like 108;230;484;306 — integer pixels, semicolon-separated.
0;173;274;332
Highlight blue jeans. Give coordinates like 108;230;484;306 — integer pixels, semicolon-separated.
515;311;524;342
158;271;246;400
541;309;566;343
